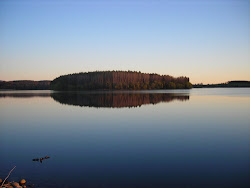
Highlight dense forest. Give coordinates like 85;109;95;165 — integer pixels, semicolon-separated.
0;80;50;90
51;92;189;108
193;81;250;88
50;71;192;90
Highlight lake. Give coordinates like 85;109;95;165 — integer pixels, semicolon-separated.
0;88;249;188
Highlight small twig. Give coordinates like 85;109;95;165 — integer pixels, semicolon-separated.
1;166;16;186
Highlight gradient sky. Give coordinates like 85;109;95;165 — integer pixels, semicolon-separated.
0;0;249;84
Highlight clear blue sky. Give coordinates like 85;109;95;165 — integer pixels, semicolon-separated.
0;0;249;84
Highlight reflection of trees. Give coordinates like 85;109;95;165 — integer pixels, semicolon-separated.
0;93;51;98
51;92;189;108
0;92;189;108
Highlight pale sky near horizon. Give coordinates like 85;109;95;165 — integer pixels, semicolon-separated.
0;0;249;84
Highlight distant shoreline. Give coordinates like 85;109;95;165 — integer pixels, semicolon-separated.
1;79;250;90
193;86;250;88
193;81;250;88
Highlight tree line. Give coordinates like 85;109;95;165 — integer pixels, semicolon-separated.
50;71;192;90
0;80;50;90
193;81;250;88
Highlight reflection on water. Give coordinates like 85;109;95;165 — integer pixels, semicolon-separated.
51;92;189;108
0;92;51;98
0;89;249;188
0;91;189;108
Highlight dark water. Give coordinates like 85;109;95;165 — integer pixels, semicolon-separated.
0;89;249;188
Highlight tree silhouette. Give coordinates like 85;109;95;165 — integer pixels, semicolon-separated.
50;71;192;90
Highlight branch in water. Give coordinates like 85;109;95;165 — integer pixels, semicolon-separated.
1;166;16;186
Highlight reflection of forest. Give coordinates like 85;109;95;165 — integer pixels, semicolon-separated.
0;93;51;98
51;93;189;108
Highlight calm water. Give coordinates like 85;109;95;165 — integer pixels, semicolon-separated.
0;88;249;188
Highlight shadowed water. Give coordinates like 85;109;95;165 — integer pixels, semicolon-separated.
0;89;249;188
51;92;189;108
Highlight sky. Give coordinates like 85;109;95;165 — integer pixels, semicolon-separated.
0;0;249;84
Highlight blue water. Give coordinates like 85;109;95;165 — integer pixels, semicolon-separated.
0;88;249;188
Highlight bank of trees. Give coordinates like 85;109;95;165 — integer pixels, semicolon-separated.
50;71;192;90
193;81;250;88
0;80;50;90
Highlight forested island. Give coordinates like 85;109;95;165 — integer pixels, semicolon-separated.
193;81;250;88
50;71;192;90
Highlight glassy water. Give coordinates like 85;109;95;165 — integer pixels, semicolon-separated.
0;89;249;188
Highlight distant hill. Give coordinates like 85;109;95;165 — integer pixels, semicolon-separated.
50;71;192;90
193;81;250;88
0;80;51;90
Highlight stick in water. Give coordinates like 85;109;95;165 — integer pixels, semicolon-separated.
1;166;16;186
